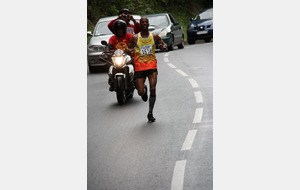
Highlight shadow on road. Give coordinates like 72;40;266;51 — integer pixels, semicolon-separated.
106;95;142;109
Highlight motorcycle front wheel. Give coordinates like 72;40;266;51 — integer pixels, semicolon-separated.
116;76;126;105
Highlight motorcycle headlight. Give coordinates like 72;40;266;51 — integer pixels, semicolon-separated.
112;56;125;67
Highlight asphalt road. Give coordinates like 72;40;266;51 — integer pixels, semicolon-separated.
87;41;213;190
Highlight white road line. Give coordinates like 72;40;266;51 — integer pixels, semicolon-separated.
171;160;187;190
188;78;199;88
194;91;203;103
181;129;198;151
176;69;188;76
168;63;177;68
193;107;203;123
164;52;170;57
164;57;170;62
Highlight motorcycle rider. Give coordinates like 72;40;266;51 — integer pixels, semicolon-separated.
107;8;141;35
105;19;134;91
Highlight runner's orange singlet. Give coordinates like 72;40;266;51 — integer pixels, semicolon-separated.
134;33;157;72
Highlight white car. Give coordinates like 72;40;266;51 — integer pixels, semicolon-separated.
87;15;141;73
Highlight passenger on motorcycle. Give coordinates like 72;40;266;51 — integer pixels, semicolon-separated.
106;19;134;91
107;8;141;35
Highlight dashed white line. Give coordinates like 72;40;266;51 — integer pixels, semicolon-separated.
167;63;177;68
171;160;187;190
176;69;188;76
164;51;204;190
193;107;203;123
181;129;198;151
194;91;203;103
188;78;199;88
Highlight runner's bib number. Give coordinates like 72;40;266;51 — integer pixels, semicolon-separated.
140;45;152;56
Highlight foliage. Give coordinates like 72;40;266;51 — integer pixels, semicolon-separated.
87;0;213;41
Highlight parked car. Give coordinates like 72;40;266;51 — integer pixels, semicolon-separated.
87;15;141;73
146;13;184;51
187;8;213;44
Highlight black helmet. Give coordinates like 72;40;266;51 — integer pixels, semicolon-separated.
113;19;127;37
118;8;131;15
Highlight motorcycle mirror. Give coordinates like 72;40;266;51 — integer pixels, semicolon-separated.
101;40;108;45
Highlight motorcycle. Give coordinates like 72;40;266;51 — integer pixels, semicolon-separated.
99;40;135;105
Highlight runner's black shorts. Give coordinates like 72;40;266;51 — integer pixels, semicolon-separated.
134;69;158;79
